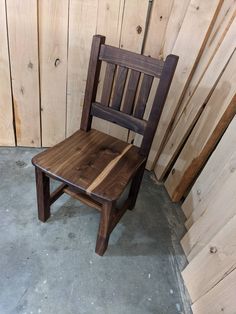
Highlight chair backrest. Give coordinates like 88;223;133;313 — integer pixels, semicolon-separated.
81;35;178;157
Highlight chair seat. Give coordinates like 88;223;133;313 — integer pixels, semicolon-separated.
32;129;146;201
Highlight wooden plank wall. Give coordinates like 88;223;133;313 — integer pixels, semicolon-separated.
0;1;236;311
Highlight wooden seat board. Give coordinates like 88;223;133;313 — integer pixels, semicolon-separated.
32;129;145;201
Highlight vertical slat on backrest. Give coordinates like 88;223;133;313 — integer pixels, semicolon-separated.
140;55;179;156
122;70;140;114
80;35;105;131
134;74;154;119
110;66;128;110
101;63;116;106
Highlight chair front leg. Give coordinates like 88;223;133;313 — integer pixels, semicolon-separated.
35;167;50;222
95;201;114;256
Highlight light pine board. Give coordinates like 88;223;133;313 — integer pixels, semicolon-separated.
179;96;236;261
182;213;236;302
7;0;41;147
182;116;236;222
155;17;236;180
0;0;15;146
147;0;223;169
39;0;69;147
173;0;236;126
164;51;236;202
143;0;174;59
162;0;191;58
66;0;98;137
191;267;236;314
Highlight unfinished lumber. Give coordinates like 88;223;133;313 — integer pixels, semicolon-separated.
191;267;236;314
162;0;190;57
174;0;236;126
6;0;40;147
179;113;236;260
144;0;174;59
155;18;236;180
182;213;236;302
147;0;223;169
0;0;15;146
66;0;98;137
39;0;69;147
181;146;236;261
164;50;236;202
182;116;236;224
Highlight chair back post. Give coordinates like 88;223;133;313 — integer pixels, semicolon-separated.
80;35;106;131
140;54;179;157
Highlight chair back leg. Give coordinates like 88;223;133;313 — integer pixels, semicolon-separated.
95;201;114;256
128;163;146;210
35;168;51;222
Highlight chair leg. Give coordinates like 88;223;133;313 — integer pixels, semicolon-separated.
95;201;114;256
128;163;145;210
35;167;50;222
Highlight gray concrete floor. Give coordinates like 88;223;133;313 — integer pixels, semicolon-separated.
0;148;191;314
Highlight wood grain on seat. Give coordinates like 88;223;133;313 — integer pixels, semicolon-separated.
32;129;145;201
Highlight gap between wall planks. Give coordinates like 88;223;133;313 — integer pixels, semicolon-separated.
164;51;236;203
191;267;236;314
0;0;15;146
39;0;69;147
145;0;224;170
7;0;41;147
66;0;98;137
155;16;236;180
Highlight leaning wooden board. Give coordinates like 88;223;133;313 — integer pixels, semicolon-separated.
155;17;236;180
146;0;223;169
181;131;236;261
191;267;236;313
0;0;15;146
165;51;236;202
7;0;41;147
182;116;236;225
182;213;236;302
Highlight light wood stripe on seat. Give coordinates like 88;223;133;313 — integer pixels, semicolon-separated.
86;144;133;194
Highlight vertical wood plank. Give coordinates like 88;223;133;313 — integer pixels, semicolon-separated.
39;0;69;146
164;51;236;202
66;0;98;137
147;0;223;169
7;0;40;147
0;0;15;146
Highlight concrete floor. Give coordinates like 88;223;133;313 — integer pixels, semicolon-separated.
0;147;191;314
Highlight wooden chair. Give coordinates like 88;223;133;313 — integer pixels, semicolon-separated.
32;35;178;256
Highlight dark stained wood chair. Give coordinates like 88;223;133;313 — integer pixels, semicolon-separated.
32;35;178;256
